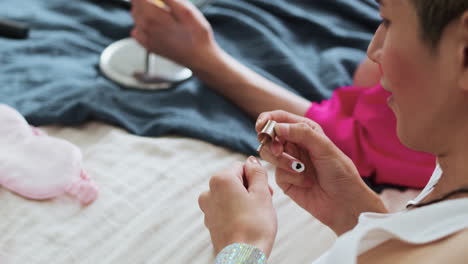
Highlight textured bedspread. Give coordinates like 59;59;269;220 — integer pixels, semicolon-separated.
0;0;379;155
0;122;336;263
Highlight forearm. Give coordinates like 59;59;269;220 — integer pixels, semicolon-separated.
191;45;310;119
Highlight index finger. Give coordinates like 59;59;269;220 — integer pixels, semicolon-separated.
255;110;318;134
209;162;246;194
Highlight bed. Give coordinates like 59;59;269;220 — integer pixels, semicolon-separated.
0;121;418;263
1;0;393;263
0;122;337;263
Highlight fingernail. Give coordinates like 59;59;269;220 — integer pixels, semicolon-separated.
248;156;262;166
275;123;288;137
255;118;263;129
291;161;305;173
271;142;282;157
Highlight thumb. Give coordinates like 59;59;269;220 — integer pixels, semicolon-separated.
244;156;270;195
274;122;338;159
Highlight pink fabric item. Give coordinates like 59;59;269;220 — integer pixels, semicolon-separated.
0;104;98;205
305;85;436;188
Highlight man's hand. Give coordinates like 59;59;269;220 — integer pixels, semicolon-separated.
199;156;277;256
131;0;219;70
256;110;387;235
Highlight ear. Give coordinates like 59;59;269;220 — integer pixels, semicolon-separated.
459;11;468;92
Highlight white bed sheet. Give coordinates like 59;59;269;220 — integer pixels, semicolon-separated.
0;122;336;264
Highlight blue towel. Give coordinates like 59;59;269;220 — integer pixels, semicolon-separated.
0;0;380;155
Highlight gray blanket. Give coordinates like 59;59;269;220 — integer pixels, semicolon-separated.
0;0;379;155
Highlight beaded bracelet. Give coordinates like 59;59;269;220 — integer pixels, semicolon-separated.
215;243;267;264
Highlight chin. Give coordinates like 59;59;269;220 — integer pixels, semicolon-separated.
394;111;421;151
396;125;426;152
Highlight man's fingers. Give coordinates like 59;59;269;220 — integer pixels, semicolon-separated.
256;110;317;133
259;143;306;175
274;122;337;159
244;156;270;195
270;138;283;157
198;191;209;213
209;162;245;193
275;168;313;188
132;0;175;28
131;28;149;48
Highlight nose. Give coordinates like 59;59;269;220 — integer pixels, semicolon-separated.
367;25;385;65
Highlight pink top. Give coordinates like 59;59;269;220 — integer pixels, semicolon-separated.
305;85;435;189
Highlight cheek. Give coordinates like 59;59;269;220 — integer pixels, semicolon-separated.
383;47;418;89
381;45;429;107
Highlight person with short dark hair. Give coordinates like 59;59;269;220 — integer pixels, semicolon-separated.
199;0;468;263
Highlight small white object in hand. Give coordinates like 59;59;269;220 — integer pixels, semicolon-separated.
292;161;305;173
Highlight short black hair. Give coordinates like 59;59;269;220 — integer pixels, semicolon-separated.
409;0;468;48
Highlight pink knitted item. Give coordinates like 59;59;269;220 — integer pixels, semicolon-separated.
0;104;98;205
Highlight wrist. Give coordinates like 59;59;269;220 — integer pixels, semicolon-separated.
331;186;388;236
224;227;275;258
189;41;225;74
228;237;273;258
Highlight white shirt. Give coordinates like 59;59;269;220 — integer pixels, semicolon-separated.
313;164;468;263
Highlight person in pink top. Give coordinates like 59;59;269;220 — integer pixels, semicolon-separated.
131;0;435;188
307;81;435;188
